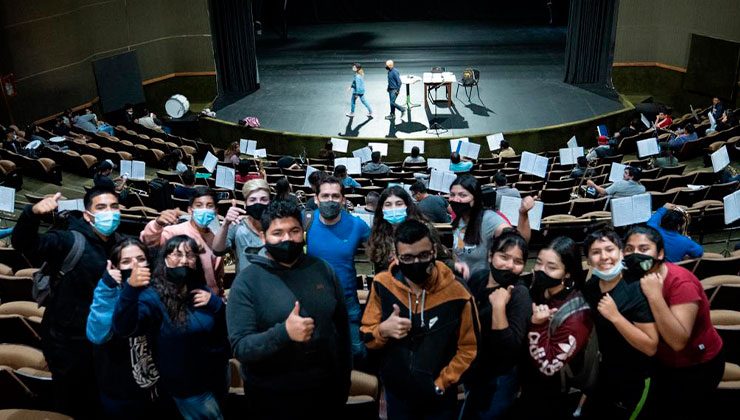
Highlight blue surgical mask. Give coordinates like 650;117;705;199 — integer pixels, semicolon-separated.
89;210;120;236
383;207;407;224
592;259;623;281
192;208;216;228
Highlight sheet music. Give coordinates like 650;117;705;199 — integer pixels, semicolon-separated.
458;141;481;159
449;138;469;153
58;199;84;212
368;142;388;156
0;186;15;213
352;147;373;163
336;157;361;175
640;114;651;130
428;170;457;193
519;152;548;178
203;152;218;172
253;149;267;158
690;105;698;121
130;160;146;180
637;138;660;158
120;160;132;179
304;166;319;187
240;139;257;155
711;146;730;173
355;212;374;227
724;190;740;224
215;165;236;190
708;111;716;128
567;135;578;149
498;196;544;231
330;138;349;153
487;133;504;151
610;193;652;227
558;147;584;165
403;140;425;154
609;163;627;183
427;159;451;172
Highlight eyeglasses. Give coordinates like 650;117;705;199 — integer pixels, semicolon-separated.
168;251;197;262
398;250;434;264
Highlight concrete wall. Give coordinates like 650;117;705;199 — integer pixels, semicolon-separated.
0;0;215;124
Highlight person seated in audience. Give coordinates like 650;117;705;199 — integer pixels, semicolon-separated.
652;148;678;168
516;237;593;419
624;226;724;420
449;152;474;172
274;177;299;205
304;170;327;212
174;170;198;200
94;160;126;193
213;179;270;273
318;139;336;160
276;155;301;170
140;187;224;295
403;146;426;166
569;155;594;179
24;123;47;144
134;108;165;132
123;103;136;125
352;190;379;215
710;97;725;122
113;235;229;419
586;165;645;198
224;141;241;166
719;166;740;183
613;118;645;139
333;164;361;189
52;116;71;136
647;203;703;262
171;149;191;174
654;109;673;130
2;128;22;153
712;108;739;133
461;229;530;419
73;108;114;136
581;229;658;420
492;140;516;158
409;181;451;223
235;159;263;183
362;151;390;175
492;171;521;211
362;219;478;419
585;135;613;162
666;123;698;149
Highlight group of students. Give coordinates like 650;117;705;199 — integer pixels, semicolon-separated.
11;162;725;420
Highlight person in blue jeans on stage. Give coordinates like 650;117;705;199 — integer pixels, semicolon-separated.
347;63;373;118
385;59;405;120
306;176;371;367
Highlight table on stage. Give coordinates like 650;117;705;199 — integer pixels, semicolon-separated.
401;75;421;110
423;72;457;107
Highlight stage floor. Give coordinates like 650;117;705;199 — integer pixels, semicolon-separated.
215;21;626;139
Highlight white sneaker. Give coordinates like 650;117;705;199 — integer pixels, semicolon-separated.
346;113;354;117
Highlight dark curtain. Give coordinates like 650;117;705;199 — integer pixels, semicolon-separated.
563;0;619;90
208;0;258;107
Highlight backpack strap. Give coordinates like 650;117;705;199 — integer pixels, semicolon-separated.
303;210;315;244
59;231;86;275
548;295;589;335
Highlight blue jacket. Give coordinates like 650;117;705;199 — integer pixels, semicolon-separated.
387;68;401;90
647;207;704;262
113;281;229;397
342;176;361;189
352;74;366;95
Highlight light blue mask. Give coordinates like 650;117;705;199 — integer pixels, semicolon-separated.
592;259;623;281
192;208;216;228
90;210;120;236
383;207;407;225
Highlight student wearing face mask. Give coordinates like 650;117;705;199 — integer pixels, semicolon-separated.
516;237;593;419
461;229;531;420
212;179;271;273
114;235;229;420
361;219;478;419
305;176;370;365
87;239;167;419
227;200;352;419
366;185;450;273
140;187;224;295
624;226;724;420
12;186;123;419
581;229;659;420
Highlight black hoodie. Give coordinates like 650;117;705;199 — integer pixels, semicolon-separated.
227;251;351;400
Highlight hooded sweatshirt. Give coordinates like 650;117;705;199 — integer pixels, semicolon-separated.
360;261;478;402
227;252;351;401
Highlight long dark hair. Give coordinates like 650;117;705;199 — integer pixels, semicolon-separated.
152;235;205;326
489;228;529;262
625;225;665;255
110;238;148;267
450;174;485;246
366;186;427;264
540;236;584;290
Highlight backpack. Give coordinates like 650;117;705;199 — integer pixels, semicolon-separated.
32;231;86;306
548;295;601;393
148;178;172;211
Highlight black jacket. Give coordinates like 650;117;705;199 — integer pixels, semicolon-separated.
12;205;122;340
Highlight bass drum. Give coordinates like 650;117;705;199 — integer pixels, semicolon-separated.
165;94;190;119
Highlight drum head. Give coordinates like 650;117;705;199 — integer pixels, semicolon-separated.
165;94;190;118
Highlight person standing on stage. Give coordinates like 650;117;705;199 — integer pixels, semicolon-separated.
347;63;373;118
385;60;405;121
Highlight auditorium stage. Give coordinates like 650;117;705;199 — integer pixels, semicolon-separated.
214;21;627;139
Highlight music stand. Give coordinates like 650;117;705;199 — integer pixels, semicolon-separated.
426;83;447;135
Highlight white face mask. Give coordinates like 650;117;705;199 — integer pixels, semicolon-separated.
592;259;623;281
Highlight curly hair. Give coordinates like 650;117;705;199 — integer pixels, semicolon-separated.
151;235;205;326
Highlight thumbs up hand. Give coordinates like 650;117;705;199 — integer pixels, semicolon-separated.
127;261;151;288
285;301;315;342
379;304;412;339
32;192;62;215
225;199;246;225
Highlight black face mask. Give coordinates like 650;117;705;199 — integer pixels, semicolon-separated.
318;201;341;220
399;260;434;286
119;269;133;283
450;201;472;217
265;240;304;264
245;203;268;220
490;265;519;287
166;266;195;287
385;66;391;71
530;270;563;301
624;253;658;279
